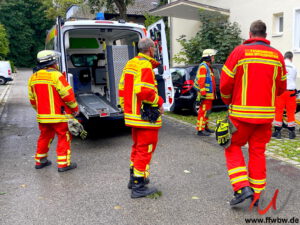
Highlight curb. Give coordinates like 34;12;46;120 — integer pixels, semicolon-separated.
163;114;300;170
163;114;196;127
0;74;15;117
0;84;11;104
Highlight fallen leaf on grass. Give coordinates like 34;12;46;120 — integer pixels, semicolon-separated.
192;196;199;200
114;205;122;210
146;191;162;199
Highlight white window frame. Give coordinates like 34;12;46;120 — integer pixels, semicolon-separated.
293;8;300;52
272;13;284;37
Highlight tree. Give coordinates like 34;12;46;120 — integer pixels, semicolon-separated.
42;0;85;20
42;0;135;20
144;13;162;28
0;23;9;60
173;10;242;64
0;0;53;67
88;0;135;20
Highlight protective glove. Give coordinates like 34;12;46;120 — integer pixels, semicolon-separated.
196;93;205;104
140;103;161;123
215;117;237;148
67;119;88;140
79;130;88;140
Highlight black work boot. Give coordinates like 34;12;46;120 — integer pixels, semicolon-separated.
35;158;52;169
272;126;282;139
205;126;214;133
58;162;77;172
197;130;211;136
128;167;134;189
288;127;296;139
131;176;158;198
128;167;149;189
230;186;254;206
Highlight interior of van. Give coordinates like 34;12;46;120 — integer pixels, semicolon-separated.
64;28;141;118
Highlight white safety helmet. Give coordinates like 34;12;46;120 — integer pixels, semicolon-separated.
37;50;61;67
202;49;218;57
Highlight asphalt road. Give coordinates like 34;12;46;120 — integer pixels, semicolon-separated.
0;69;299;225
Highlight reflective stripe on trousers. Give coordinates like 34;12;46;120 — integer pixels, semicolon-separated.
131;128;159;178
225;117;271;192
36;122;72;167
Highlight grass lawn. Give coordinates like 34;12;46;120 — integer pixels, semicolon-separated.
267;130;300;163
164;109;227;130
165;109;300;163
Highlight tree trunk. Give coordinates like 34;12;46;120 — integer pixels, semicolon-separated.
114;0;127;20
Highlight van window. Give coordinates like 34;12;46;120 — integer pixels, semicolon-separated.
71;54;98;67
46;36;55;50
45;26;57;50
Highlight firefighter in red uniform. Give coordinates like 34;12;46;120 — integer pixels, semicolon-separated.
119;38;164;198
28;50;79;172
194;49;217;136
272;51;298;139
220;20;286;206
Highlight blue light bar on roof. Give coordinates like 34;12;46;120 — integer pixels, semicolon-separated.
96;12;105;20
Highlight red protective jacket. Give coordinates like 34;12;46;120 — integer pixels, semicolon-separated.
220;38;287;124
119;53;164;129
28;68;78;123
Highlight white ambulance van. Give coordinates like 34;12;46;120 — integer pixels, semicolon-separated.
45;14;174;121
0;61;13;85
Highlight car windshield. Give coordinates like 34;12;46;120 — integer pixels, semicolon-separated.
185;66;198;80
170;68;186;83
171;64;222;83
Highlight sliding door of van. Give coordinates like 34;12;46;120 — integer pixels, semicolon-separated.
147;19;174;111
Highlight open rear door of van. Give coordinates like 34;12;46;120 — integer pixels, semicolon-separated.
55;16;66;73
147;19;174;111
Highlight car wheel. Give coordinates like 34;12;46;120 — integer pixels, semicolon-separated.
170;104;181;114
0;77;7;85
192;100;200;116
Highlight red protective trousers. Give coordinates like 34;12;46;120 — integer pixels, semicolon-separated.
196;99;213;131
35;122;72;168
130;128;159;178
274;90;297;127
225;118;272;198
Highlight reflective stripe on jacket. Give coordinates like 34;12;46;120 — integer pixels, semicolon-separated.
220;38;287;124
118;53;164;129
194;62;216;100
28;68;78;123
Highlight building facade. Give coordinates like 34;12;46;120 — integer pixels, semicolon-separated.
151;0;300;83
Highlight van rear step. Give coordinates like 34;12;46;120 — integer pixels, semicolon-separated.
77;93;123;120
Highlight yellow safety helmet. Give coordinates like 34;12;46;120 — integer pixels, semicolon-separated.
202;49;218;57
37;50;61;67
